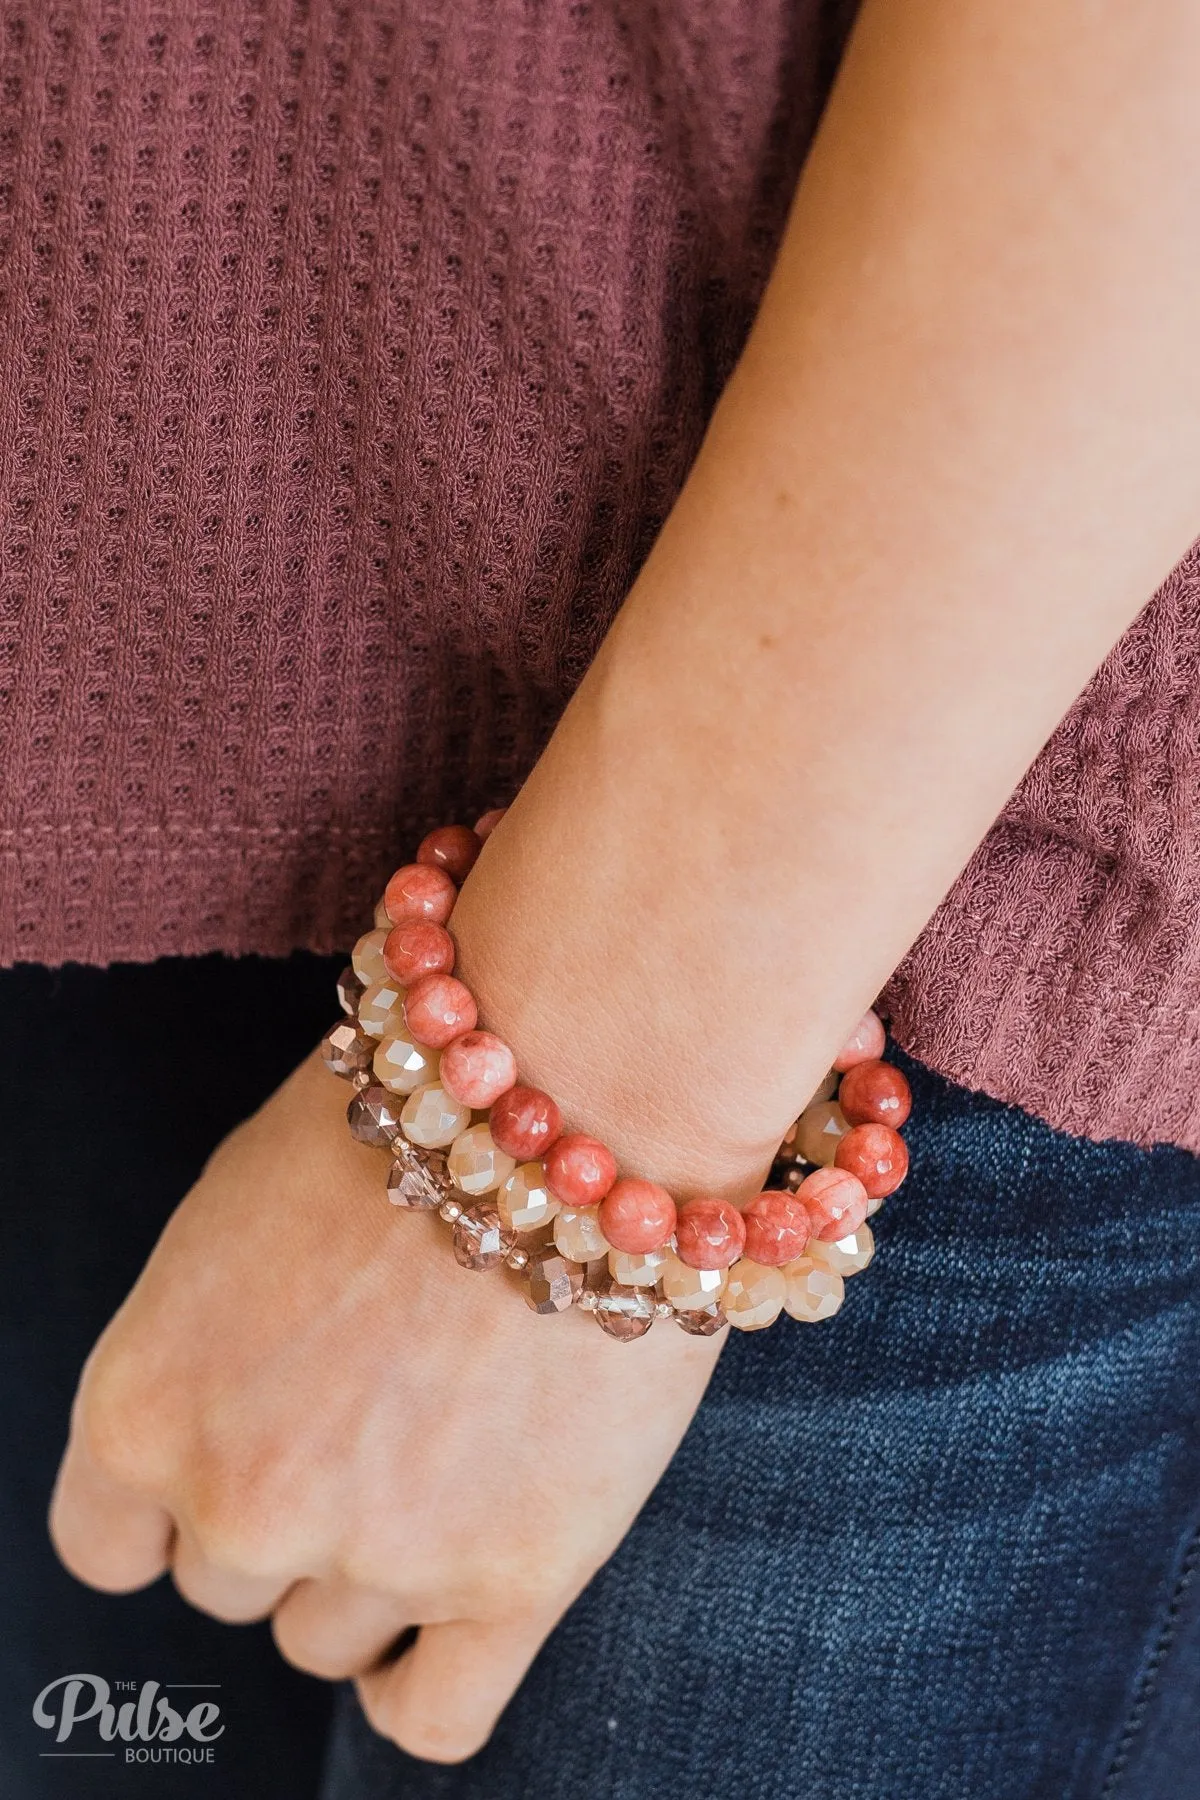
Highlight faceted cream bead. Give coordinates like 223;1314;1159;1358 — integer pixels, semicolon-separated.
806;1223;875;1277
447;1123;516;1196
400;1081;471;1149
497;1161;560;1233
553;1205;611;1262
661;1251;726;1312
608;1245;670;1287
793;1100;849;1167
352;927;392;988
374;896;392;930
358;976;408;1038
783;1256;845;1321
866;1192;884;1218
722;1259;786;1331
373;1031;440;1095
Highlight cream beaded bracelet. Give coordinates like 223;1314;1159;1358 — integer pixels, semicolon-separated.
322;811;911;1340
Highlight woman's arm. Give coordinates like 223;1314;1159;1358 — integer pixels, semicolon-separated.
51;0;1200;1764
455;0;1200;1193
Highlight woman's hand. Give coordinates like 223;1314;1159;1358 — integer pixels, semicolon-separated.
48;1046;724;1764
50;0;1200;1767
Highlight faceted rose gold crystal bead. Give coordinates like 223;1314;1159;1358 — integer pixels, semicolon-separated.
544;1134;617;1209
741;1192;812;1266
447;1123;515;1196
553;1205;611;1262
838;1058;912;1129
591;1276;656;1341
403;973;478;1049
793;1100;849;1167
607;1246;670;1287
336;965;361;1015
833;1008;887;1071
347;1085;405;1147
489;1085;562;1160
373;1030;440;1096
417;824;482;884
452;1205;516;1271
374;896;392;930
598;1178;676;1254
797;1165;870;1242
806;1223;875;1277
524;1247;585;1315
400;1081;471;1149
783;1256;846;1321
661;1251;726;1312
352;928;392;989
722;1259;787;1331
321;1019;374;1079
358;977;408;1039
387;1146;451;1210
834;1123;909;1199
474;806;508;840
674;1197;746;1270
439;1030;517;1108
497;1161;559;1233
384;862;457;927
383;920;456;986
675;1305;728;1336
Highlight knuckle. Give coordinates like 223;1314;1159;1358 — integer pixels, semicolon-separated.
271;1615;356;1682
73;1352;171;1492
186;1475;298;1580
469;1545;578;1621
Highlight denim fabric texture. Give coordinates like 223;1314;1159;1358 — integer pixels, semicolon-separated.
322;1049;1200;1800
0;956;1197;1800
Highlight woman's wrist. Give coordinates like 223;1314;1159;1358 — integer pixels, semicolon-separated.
326;816;911;1339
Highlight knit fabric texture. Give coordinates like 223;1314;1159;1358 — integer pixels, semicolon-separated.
1;1;1199;1152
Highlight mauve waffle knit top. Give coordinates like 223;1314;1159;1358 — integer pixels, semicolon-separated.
3;0;1200;1152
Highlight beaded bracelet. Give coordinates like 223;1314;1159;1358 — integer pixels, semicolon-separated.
322;811;911;1341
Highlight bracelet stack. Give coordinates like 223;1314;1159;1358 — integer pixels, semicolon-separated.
322;812;912;1341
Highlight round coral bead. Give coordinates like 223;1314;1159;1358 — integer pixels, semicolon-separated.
473;806;508;840
834;1123;908;1199
741;1191;813;1266
439;1030;518;1108
403;973;478;1049
597;1178;677;1254
489;1085;563;1160
837;1058;912;1129
417;824;482;883
382;920;456;985
674;1197;747;1270
544;1133;617;1209
384;862;457;927
797;1165;870;1241
833;1009;887;1071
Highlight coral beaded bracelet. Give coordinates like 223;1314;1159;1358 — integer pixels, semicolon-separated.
322;812;912;1341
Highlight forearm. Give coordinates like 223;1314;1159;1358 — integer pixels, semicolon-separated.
453;0;1200;1191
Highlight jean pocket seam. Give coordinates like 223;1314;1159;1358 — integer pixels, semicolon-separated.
1098;1514;1200;1798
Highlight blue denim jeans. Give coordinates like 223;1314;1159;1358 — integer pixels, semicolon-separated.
1;958;1198;1799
